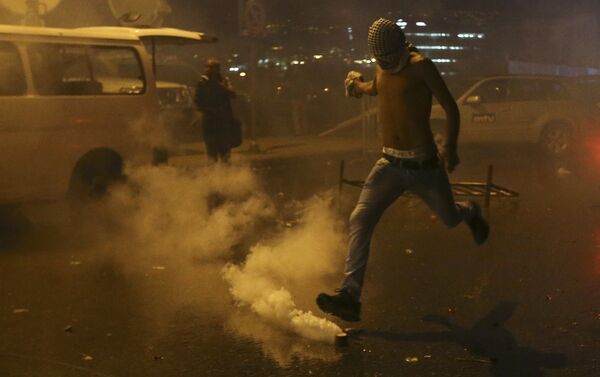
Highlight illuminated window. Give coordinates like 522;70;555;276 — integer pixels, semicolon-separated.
406;32;451;38
458;33;485;39
416;45;465;50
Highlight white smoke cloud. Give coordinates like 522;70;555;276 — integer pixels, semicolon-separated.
223;195;345;344
106;163;274;261
82;163;346;356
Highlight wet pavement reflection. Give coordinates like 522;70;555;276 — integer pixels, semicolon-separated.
1;146;600;376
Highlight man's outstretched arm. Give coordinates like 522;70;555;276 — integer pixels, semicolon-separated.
419;59;460;171
354;79;378;96
345;71;377;97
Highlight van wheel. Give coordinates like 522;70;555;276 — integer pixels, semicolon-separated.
0;205;31;250
68;148;125;201
540;123;572;156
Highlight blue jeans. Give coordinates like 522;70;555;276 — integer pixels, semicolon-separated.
341;157;476;301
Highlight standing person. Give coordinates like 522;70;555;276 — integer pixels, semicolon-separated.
195;59;237;163
316;18;490;322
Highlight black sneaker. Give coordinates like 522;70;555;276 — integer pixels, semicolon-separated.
467;202;489;245
316;289;361;322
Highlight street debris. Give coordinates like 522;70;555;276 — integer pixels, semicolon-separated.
69;261;82;266
405;356;419;363
12;308;29;314
82;355;93;361
152;266;166;271
545;295;552;302
405;248;414;255
63;325;73;333
557;167;572;178
455;357;491;364
153;355;164;361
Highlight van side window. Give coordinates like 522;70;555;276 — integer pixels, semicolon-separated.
88;47;145;94
0;42;26;96
27;43;145;96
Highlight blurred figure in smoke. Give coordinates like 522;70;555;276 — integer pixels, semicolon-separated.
317;18;490;322
195;59;238;163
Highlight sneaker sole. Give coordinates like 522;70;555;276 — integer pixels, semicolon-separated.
316;294;361;322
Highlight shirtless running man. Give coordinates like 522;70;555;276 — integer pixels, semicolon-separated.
316;18;490;322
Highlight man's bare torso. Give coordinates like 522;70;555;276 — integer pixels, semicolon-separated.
376;52;435;151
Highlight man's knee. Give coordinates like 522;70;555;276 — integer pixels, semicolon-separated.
349;204;380;231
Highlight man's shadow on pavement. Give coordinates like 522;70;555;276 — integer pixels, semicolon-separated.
351;301;566;377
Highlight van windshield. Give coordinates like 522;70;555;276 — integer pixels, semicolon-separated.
27;43;146;96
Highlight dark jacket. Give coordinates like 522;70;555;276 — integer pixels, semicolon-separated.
194;75;234;132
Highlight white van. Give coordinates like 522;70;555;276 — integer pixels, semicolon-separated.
0;25;214;204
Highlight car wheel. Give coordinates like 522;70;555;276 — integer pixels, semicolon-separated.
540;123;572;156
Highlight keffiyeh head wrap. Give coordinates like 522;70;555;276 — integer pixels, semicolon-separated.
368;18;411;73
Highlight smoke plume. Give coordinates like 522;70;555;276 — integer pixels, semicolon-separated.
223;195;345;344
96;163;345;348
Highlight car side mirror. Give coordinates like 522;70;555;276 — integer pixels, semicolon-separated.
465;95;481;105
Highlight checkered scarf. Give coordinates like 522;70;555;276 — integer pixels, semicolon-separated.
368;18;410;72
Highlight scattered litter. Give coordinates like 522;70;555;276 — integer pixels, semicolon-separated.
153;355;164;361
82;355;93;361
455;357;491;364
424;354;432;359
63;325;73;333
545;295;552;302
405;356;419;363
13;309;29;314
447;308;455;314
69;261;82;266
557;167;572;178
106;333;113;337
284;222;294;228
405;248;414;255
152;266;166;271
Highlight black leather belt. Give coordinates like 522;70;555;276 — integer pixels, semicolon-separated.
383;154;440;170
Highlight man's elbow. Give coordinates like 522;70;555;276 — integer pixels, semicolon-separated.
443;102;459;120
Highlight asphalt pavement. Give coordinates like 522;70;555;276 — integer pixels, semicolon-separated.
1;138;599;377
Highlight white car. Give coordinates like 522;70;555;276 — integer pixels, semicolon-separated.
431;75;598;156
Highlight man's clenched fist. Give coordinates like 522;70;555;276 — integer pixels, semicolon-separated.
345;71;364;98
